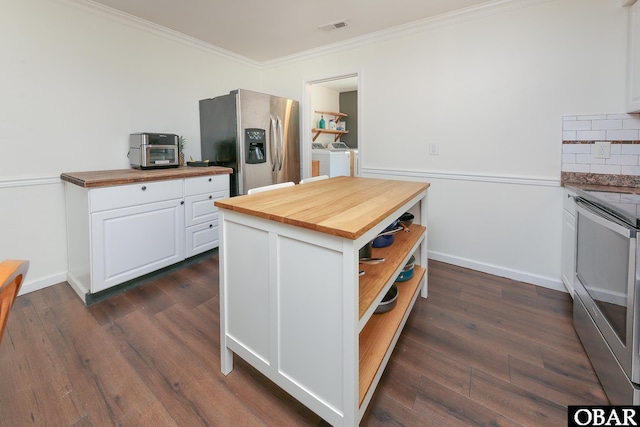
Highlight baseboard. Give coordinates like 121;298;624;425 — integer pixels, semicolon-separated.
18;272;68;296
429;250;567;293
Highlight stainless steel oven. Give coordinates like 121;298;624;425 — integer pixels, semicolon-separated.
573;189;640;404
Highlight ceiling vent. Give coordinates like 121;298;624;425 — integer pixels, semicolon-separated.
319;20;348;31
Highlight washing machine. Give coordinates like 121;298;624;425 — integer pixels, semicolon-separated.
311;142;351;177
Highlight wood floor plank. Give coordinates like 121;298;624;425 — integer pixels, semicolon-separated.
413;375;522;427
106;310;265;426
0;304;87;425
469;368;567;427
508;355;609;407
413;290;545;368
38;288;176;426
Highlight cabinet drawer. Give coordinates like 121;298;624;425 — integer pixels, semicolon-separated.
186;222;219;257
185;194;223;227
185;175;229;196
90;180;183;213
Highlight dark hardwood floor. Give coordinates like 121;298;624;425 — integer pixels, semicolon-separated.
0;255;607;426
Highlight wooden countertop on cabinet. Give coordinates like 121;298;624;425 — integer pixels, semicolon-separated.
61;166;233;188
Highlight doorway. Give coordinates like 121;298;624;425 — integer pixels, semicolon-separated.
302;73;360;179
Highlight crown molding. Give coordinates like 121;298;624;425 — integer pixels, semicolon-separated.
55;0;553;70
261;0;554;69
52;0;262;69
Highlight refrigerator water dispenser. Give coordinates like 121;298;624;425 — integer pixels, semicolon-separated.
245;128;266;164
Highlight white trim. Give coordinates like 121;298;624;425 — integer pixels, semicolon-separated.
429;250;566;293
18;272;68;296
0;176;62;189
262;0;554;68
54;0;260;69
362;167;560;187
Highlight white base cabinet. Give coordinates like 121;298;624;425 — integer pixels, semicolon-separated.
561;188;577;297
65;174;229;300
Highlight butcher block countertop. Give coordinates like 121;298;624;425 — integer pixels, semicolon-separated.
60;166;233;188
214;176;430;239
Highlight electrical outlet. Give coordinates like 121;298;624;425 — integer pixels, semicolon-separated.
429;143;439;155
594;141;611;159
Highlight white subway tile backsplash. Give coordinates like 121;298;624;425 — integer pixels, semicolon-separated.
592;120;623;130
607;154;638;166
607;129;640;140
591;164;622;174
562;113;640;179
622;145;640;155
608;113;640;120
563;121;591;131
562;144;591;154
622;165;640;175
623;118;640;130
576;153;604;164
577;130;606;140
579;114;607;121
562;163;590;173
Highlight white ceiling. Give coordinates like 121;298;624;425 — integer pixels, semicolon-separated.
90;0;497;63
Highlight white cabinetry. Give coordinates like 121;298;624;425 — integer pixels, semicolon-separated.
561;188;577;297
64;173;229;301
185;175;229;257
628;1;640;112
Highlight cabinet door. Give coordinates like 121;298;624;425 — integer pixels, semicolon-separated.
91;199;185;293
628;1;640;113
561;208;577;297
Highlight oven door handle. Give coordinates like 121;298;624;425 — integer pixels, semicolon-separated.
576;199;637;238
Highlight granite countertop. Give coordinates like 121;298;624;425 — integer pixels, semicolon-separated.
214;176;430;239
561;172;640;194
61;166;233;188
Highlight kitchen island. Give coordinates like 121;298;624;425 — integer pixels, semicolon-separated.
215;176;429;426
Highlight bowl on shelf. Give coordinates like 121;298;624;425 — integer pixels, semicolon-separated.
375;284;398;314
395;255;415;282
372;219;401;248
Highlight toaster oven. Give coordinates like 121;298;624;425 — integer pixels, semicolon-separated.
129;133;179;169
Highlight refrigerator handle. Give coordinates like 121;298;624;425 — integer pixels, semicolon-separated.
270;115;278;172
277;115;284;171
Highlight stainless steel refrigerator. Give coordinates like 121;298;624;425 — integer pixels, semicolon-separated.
199;89;300;196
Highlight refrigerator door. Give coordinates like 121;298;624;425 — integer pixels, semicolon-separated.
273;96;300;186
238;90;277;194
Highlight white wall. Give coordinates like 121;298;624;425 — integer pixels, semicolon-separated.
310;85;340;147
2;0;631;294
1;0;260;293
261;0;629;290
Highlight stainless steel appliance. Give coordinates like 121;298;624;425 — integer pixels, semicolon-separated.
129;133;179;169
199;89;300;196
573;187;640;404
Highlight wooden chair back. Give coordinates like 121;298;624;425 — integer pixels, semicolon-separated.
0;260;29;347
299;175;329;184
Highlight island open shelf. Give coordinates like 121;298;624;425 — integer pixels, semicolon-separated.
359;265;425;405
